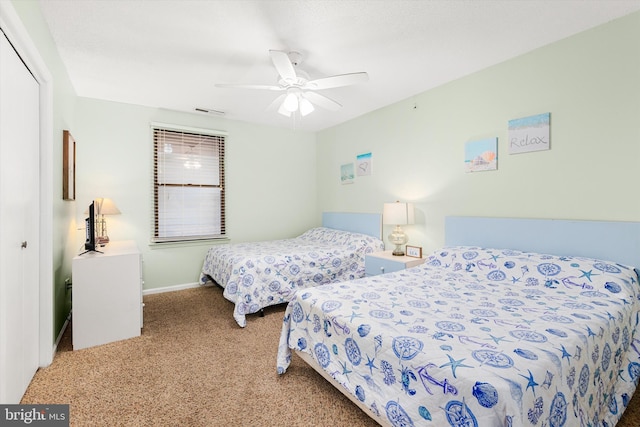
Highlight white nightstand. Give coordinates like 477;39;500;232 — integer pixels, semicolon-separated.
72;240;143;350
365;250;426;276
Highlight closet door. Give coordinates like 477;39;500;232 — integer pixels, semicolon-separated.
0;30;40;404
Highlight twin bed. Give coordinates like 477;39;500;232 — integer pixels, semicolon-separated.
199;212;384;327
275;217;640;427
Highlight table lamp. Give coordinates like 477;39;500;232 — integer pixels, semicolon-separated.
383;201;415;256
95;197;120;244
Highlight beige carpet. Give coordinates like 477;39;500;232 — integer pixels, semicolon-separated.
22;286;640;426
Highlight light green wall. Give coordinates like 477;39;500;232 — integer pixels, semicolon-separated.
317;11;640;254
74;99;317;289
10;0;78;340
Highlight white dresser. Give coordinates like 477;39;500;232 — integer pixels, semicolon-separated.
72;240;143;350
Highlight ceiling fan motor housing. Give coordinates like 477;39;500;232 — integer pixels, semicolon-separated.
287;51;303;66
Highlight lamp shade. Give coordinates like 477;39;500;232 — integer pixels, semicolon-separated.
96;198;121;215
383;201;415;225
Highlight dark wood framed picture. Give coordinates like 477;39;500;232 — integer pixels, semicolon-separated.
62;130;75;200
406;245;422;258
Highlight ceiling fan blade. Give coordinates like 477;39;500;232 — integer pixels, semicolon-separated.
266;93;287;112
306;72;369;90
269;50;297;83
303;91;342;111
277;102;292;117
215;83;283;91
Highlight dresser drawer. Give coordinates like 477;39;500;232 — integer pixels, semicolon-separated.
366;251;426;276
366;254;407;275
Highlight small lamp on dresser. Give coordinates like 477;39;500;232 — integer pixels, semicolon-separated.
95;197;121;244
383;201;415;256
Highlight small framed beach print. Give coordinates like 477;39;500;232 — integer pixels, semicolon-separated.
406;245;422;258
340;162;355;184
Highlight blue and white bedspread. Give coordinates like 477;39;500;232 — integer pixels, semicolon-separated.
199;227;384;327
277;246;640;427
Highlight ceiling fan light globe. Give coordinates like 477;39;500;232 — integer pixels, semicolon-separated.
283;92;299;112
299;98;314;116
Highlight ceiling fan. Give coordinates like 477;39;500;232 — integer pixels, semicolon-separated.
216;50;369;117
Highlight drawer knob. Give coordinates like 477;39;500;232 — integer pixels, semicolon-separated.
380;266;385;273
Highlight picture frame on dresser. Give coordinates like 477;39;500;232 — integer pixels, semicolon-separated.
405;245;422;258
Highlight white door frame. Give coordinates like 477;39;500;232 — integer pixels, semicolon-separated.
0;1;54;367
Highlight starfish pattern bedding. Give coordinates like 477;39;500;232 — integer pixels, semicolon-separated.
200;227;384;327
277;246;640;427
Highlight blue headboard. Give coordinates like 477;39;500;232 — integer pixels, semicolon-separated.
322;212;382;239
445;216;640;270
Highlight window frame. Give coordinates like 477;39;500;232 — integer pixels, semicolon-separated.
151;122;227;244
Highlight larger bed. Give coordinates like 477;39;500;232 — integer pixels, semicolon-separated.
200;212;384;327
277;217;640;426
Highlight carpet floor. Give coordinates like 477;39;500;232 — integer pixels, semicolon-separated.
21;286;640;426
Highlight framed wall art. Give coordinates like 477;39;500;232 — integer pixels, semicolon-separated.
508;112;550;154
340;162;355;185
356;152;372;176
63;130;76;200
464;137;497;173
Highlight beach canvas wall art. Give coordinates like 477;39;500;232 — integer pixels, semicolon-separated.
465;137;498;172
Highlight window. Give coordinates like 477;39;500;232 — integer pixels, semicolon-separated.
152;124;225;242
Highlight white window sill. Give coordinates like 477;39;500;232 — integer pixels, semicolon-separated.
148;238;230;250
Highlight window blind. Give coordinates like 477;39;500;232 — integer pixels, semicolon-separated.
152;126;225;242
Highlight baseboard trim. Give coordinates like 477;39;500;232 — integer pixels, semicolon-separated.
51;314;71;362
142;282;201;296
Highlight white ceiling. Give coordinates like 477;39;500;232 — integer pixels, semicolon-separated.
39;0;640;132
